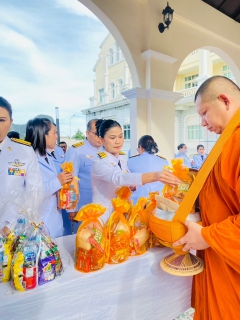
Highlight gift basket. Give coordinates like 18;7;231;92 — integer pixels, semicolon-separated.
128;193;158;256
9;188;63;291
74;204;107;273
106;198;131;264
58;162;79;210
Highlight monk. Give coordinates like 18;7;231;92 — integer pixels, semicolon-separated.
173;76;240;319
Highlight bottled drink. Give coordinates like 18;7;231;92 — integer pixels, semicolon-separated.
23;236;38;290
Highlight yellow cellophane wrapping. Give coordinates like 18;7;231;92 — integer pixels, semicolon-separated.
58;161;79;210
162;158;195;213
106;198;131;264
75;204;107;273
115;186;133;221
2;232;15;282
129;193;157;255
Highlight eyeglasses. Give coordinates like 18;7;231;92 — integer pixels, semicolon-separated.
88;130;98;136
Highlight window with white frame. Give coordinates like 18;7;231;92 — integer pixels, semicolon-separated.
123;124;130;139
110;82;115;99
116;44;120;62
187;125;202;140
184;74;198;89
109;48;113;65
118;79;124;95
222;65;233;79
99;88;104;103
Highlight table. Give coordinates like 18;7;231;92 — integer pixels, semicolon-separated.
0;235;192;320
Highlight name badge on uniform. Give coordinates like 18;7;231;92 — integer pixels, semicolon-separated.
8;159;26;176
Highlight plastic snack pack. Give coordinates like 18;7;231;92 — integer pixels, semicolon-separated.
115;186;133;221
162;159;195;212
106;198;131;264
0;192;19;283
10;188;63;291
58;162;79;210
74;204;107;273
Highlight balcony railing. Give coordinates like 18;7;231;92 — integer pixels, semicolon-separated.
177;87;198;98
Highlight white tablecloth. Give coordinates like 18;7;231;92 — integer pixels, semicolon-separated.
0;235;192;320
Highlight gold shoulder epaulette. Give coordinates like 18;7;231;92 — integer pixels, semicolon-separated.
156;155;166;160
11;138;31;147
98;152;107;159
119;151;126;155
129;154;139;158
194;153;198;155
72;141;84;148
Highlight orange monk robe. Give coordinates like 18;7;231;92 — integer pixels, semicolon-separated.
192;124;240;320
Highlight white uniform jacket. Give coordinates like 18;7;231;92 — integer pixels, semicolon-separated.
0;137;43;227
91;150;142;222
37;152;63;238
128;152;168;203
50;145;65;174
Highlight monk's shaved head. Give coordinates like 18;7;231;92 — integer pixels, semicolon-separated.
194;76;240;103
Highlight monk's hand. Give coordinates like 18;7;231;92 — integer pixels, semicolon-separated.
172;220;210;252
157;170;180;187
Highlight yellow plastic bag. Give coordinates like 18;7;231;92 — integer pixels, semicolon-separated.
74;204;107;273
115;186;133;221
162;159;195;212
58;162;79;210
106;198;130;264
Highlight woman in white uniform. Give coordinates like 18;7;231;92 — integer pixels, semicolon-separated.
128;135;169;204
0;97;43;233
25;118;73;237
91;119;180;222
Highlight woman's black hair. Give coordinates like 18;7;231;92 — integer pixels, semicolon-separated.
25;118;52;156
95;119;122;138
138;135;158;154
177;143;186;150
0;97;12;119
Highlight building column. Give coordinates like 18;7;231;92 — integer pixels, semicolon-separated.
123;64;130;90
197;49;211;86
122;88;182;161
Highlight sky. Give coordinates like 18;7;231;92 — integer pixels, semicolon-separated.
0;0;108;137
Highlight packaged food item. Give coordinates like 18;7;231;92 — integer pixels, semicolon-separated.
74;204;106;273
162;159;195;212
106;198;131;264
58;162;79;210
2;232;15;282
10;188;63;291
129;193;157;255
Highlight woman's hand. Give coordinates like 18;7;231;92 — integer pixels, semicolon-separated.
57;172;73;185
157;170;181;186
69;212;77;221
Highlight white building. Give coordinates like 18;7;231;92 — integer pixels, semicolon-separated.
82;34;235;158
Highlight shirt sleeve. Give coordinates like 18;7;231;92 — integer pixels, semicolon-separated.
92;158;142;187
25;147;44;191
